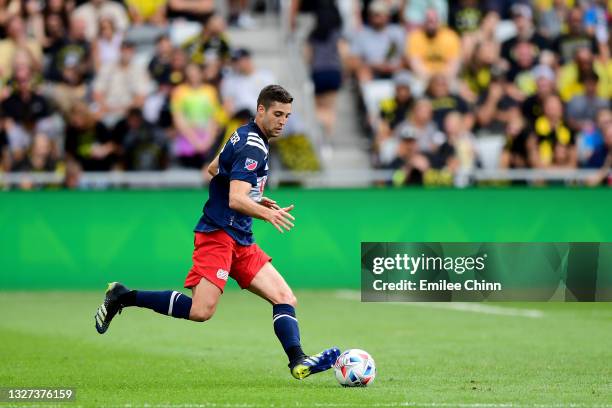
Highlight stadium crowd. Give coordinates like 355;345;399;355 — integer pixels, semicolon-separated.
0;0;279;188
335;0;611;186
0;0;610;188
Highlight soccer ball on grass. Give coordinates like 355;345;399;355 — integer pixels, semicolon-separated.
333;349;376;387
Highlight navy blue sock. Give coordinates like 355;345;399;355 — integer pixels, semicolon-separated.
132;290;192;320
273;304;306;364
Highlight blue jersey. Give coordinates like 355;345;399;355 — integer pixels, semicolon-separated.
195;121;269;245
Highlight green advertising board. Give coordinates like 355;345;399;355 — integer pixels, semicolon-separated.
1;188;611;290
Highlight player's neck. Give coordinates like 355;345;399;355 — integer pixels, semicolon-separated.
253;118;269;140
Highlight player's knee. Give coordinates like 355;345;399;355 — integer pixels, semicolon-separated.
190;304;216;322
277;291;297;307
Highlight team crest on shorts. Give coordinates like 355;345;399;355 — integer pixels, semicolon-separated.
216;269;229;281
245;158;258;171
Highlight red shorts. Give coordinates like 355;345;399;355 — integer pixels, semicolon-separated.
184;230;271;292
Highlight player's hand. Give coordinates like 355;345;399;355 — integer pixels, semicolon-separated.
267;207;295;233
259;197;281;210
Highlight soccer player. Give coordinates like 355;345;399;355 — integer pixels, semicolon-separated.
94;85;340;380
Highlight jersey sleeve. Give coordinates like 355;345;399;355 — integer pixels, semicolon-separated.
229;143;267;186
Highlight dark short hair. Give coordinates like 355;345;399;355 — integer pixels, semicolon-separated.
257;85;293;110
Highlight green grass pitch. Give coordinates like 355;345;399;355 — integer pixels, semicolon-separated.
0;290;611;407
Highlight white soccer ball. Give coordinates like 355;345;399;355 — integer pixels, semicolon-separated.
333;349;376;387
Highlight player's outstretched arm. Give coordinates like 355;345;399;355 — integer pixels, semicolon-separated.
229;180;295;233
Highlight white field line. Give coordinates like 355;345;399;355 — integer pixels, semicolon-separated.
335;290;544;319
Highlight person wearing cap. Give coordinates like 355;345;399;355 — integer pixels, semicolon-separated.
388;124;430;186
405;8;461;83
221;47;275;117
92;39;152;128
348;0;405;83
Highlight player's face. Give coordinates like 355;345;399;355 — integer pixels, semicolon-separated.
260;102;291;138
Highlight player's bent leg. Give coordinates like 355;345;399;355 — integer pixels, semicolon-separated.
189;277;222;322
94;282;197;334
247;262;297;307
247;262;340;380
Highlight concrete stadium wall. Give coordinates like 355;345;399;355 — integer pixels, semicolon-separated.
1;188;611;290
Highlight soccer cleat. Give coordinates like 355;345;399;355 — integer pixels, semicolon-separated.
290;347;341;380
94;282;130;334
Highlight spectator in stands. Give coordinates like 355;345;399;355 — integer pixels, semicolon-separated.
92;17;123;72
558;46;611;102
0;15;42;81
438;111;477;175
460;39;500;104
505;39;539;100
2;62;54;165
537;0;569;41
553;7;599;64
183;13;230;82
349;0;405;83
586;121;612;169
64;102;116;171
579;108;611;165
42;12;66;54
374;71;414;167
449;0;501;64
44;50;88;115
21;0;45;46
220;48;274;117
148;35;174;85
45;16;90;83
389;127;429;186
10;131;59;172
166;0;214;22
395;98;445;155
72;0;128;42
500;109;531;169
521;64;556;124
474;65;520;134
566;71;610;133
306;6;345;137
171;63;222;168
585;125;611;186
425;74;474;131
124;0;167;26
43;0;74;28
115;108;168;170
379;71;414;130
583;0;610;59
405;8;461;83
528;94;577;168
92;40;151;127
500;4;550;72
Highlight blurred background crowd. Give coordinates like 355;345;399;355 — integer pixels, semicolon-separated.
0;0;609;189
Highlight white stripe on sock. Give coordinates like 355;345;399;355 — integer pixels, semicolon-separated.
168;291;179;316
273;314;298;324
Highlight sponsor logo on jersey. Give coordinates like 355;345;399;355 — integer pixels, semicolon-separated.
245;158;258;171
216;269;229;281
